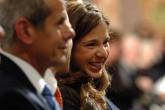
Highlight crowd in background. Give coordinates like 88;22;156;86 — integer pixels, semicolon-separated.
106;21;165;110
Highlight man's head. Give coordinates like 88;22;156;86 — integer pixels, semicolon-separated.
0;0;51;48
0;0;75;75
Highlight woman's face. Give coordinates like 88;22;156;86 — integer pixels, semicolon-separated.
72;22;110;79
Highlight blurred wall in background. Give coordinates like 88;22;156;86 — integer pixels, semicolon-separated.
84;0;165;36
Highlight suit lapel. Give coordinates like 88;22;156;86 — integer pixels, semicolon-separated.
0;54;50;110
0;54;35;91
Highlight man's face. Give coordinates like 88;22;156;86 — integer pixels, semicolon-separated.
31;0;75;69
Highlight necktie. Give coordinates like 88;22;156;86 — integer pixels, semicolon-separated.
54;87;63;109
42;84;61;110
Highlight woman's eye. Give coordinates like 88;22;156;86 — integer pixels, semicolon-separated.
86;43;96;47
85;43;97;49
103;40;109;45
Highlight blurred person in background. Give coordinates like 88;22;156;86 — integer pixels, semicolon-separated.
134;21;165;82
149;32;165;110
105;28;122;101
120;21;165;110
134;22;165;110
148;32;165;82
107;33;143;110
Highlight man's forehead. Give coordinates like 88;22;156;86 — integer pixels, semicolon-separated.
46;0;66;12
45;0;65;6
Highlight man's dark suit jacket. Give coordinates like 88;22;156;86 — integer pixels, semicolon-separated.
0;54;50;110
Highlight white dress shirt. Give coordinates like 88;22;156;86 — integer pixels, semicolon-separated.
154;75;165;95
44;69;57;94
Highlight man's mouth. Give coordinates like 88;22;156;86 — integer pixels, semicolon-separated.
58;46;67;54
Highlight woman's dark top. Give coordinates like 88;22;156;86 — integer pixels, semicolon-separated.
58;83;120;110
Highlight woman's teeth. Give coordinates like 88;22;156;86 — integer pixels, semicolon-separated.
89;62;102;67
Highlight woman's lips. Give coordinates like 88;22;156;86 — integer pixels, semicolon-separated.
88;62;104;72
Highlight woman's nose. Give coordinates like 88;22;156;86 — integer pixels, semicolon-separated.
96;46;109;59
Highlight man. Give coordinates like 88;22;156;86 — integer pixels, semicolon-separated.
0;0;75;109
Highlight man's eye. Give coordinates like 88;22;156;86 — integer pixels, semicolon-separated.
57;22;63;27
57;17;65;26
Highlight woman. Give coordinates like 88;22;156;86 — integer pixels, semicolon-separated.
58;1;119;110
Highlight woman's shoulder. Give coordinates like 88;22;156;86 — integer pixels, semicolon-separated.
105;97;120;110
58;83;81;110
59;83;79;97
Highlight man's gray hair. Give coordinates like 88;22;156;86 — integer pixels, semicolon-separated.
0;0;51;48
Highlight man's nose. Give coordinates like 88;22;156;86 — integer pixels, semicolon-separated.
62;20;75;41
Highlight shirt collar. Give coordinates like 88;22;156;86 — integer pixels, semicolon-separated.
1;50;45;93
44;69;57;94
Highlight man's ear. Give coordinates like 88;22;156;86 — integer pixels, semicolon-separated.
15;18;35;45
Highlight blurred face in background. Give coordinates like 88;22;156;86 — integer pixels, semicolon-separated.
121;35;141;66
72;22;110;79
